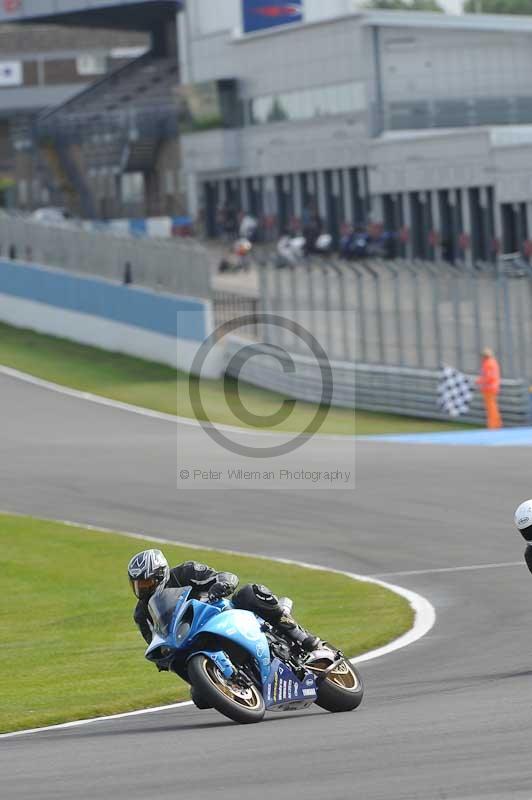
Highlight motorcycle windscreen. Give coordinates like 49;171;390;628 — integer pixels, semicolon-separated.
148;587;190;637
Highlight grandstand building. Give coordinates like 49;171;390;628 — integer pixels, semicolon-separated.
4;1;532;263
0;21;148;211
0;1;181;219
181;3;532;264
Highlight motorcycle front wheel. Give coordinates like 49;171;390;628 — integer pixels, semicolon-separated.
309;658;364;713
187;654;265;724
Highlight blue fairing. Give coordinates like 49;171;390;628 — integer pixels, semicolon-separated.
144;587;316;709
144;588;271;683
198;608;271;684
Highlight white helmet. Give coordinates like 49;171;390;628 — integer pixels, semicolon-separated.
515;500;532;542
127;549;170;600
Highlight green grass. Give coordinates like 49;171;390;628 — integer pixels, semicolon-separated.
1;514;413;733
0;322;468;435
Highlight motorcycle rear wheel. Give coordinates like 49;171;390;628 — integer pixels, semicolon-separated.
309;658;364;712
188;654;265;724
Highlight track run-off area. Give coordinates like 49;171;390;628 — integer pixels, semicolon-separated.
1;369;532;800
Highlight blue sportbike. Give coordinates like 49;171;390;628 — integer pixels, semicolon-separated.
145;586;364;724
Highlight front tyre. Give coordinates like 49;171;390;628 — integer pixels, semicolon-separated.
187;654;265;724
310;658;364;713
190;686;211;710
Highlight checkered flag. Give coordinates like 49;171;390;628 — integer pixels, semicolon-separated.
438;366;474;418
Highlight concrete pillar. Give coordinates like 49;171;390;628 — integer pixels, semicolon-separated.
478;186;490;262
526;201;532;241
219;180;227;206
264;175;276;216
402;191;413;260
316;170;327;221
293;173;303;220
460;187;473;269
513;202;522;254
492;190;503;261
342;168;353;223
448;188;458;264
371;193;384;224
241;177;250;213
429;189;442;261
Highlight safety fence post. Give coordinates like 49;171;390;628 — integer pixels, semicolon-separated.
494;262;504;375
501;272;516;377
361;261;385;364
384;261;404;367
451;265;464;372
405;262;424;368
320;261;335;361
346;263;368;364
258;259;272;344
468;267;483;374
426;262;443;369
329;261;352;363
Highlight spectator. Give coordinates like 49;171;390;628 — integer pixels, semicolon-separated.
123;262;133;285
239;212;258;242
476;347;502;429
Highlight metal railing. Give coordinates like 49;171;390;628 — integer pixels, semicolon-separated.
213;291;259;337
224;337;530;425
257;258;532;382
0;213;211;300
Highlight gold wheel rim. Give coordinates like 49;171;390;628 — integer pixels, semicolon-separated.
308;658;360;691
202;659;262;710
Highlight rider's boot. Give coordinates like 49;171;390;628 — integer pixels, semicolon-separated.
275;614;320;652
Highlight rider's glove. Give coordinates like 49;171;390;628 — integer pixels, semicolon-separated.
208;580;232;601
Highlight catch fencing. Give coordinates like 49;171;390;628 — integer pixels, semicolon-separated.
224;338;529;426
258;258;532;383
0;213;211;299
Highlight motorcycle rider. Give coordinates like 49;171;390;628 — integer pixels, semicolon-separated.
128;549;320;655
514;500;532;572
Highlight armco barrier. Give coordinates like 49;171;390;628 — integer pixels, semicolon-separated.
353;364;529;426
0;213;210;299
0;259;222;376
224;338;529;426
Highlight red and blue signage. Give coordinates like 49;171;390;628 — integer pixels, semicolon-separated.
243;0;303;34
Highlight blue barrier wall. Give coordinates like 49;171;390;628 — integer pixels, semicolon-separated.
0;259;219;374
0;260;206;340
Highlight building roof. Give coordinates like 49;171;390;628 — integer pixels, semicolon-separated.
0;1;181;31
361;8;532;34
233;7;532;44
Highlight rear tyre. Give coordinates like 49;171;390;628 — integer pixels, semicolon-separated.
310;658;364;713
187;654;265;724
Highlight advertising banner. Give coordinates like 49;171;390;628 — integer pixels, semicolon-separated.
242;0;303;34
0;1;182;24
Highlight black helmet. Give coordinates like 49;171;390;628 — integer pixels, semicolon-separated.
128;549;170;600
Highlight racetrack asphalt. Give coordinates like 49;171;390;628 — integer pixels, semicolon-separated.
1;371;532;800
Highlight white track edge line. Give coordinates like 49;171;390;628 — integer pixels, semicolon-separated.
0;364;355;441
0;512;435;740
373;561;524;578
